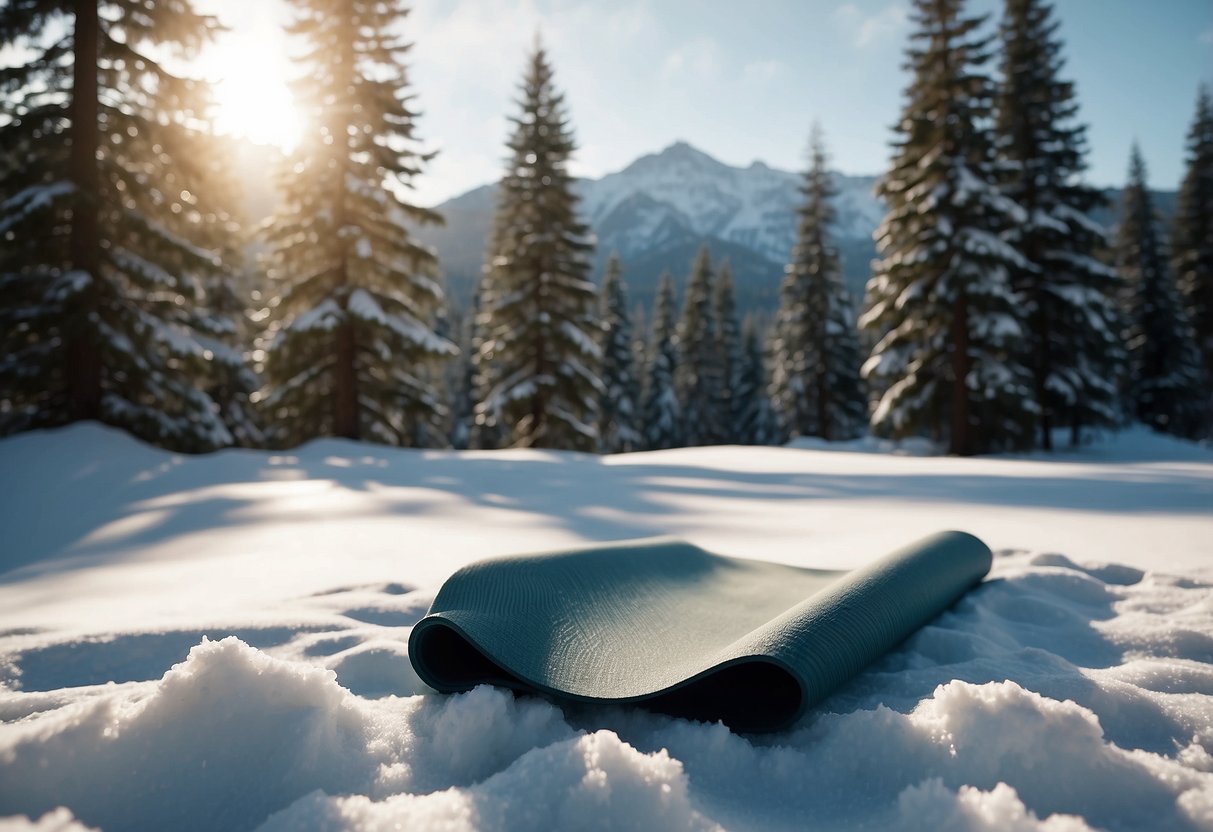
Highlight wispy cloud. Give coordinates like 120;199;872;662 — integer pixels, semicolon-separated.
833;2;908;48
661;37;721;80
1200;27;1213;45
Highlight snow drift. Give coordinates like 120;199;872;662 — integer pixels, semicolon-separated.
0;424;1211;831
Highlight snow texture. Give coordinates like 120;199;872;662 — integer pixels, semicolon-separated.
1;424;1211;832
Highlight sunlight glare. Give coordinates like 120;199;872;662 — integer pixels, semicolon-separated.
196;0;304;150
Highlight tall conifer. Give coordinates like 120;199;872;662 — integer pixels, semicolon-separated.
1173;85;1213;433
260;0;452;447
474;44;601;450
0;0;243;450
1118;146;1205;438
772;127;867;441
861;0;1034;455
598;255;640;453
735;316;779;445
995;0;1122;448
675;245;725;446
640;272;682;450
714;259;742;442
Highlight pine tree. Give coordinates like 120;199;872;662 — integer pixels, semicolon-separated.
995;0;1123;449
771;126;868;442
714;259;743;443
640;272;682;450
260;0;452;448
675;245;726;445
598;254;640;453
1172;85;1213;434
474;43;601;450
861;0;1034;455
0;1;245;450
447;301;478;450
735;316;780;445
1118;146;1205;438
195;132;263;447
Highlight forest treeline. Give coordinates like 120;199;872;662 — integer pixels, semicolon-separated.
1;0;1210;456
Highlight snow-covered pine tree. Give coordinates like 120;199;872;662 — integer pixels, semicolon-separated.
474;43;601;450
195;131;263;447
1118;145;1205;438
1172;85;1213;434
598;254;640;453
771;126;867;442
631;300;649;386
714;259;743;443
735;316;780;445
447;300;479;450
995;0;1123;449
860;0;1034;456
260;0;453;448
640;272;682;450
0;0;244;451
468;270;506;450
675;245;726;446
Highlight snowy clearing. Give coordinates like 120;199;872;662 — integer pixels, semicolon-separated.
0;424;1211;831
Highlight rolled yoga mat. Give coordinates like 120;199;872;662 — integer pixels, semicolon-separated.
409;530;992;733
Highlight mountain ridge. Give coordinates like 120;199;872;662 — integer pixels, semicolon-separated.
416;141;885;313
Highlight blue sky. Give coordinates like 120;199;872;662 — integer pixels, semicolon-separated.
201;0;1213;206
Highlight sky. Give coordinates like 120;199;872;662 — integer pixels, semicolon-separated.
196;0;1213;207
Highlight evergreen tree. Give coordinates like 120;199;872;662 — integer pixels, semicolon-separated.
260;0;452;448
771;126;867;441
598;254;640;453
196;132;263;447
996;0;1123;448
468;270;505;449
861;0;1034;455
1173;85;1213;433
0;1;244;450
675;245;726;445
1118;146;1205;438
447;301;478;450
735;316;780;445
640;272;682;450
714;259;743;443
474;44;601;450
631;300;649;386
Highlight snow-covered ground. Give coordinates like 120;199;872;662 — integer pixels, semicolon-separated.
0;424;1211;831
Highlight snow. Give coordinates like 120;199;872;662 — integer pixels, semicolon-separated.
576;142;883;264
1;423;1212;831
0;182;73;233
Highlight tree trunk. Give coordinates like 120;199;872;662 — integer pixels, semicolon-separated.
67;0;102;421
333;321;359;439
950;294;973;456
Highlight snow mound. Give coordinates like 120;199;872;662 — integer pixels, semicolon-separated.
2;423;1212;830
0;638;377;831
0;810;98;832
258;730;717;832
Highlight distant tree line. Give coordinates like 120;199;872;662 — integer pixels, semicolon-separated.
1;0;1210;456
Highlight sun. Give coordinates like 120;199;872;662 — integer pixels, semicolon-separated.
194;0;305;150
211;68;305;150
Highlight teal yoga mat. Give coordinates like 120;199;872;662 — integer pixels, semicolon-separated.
409;530;992;732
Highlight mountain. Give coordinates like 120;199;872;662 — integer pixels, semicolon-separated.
230;138;1173;317
416;141;884;314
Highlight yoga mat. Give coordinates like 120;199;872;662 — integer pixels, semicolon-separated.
409;530;992;733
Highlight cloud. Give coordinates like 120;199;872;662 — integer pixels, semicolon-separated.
1200;27;1213;45
833;2;908;48
661;37;721;80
